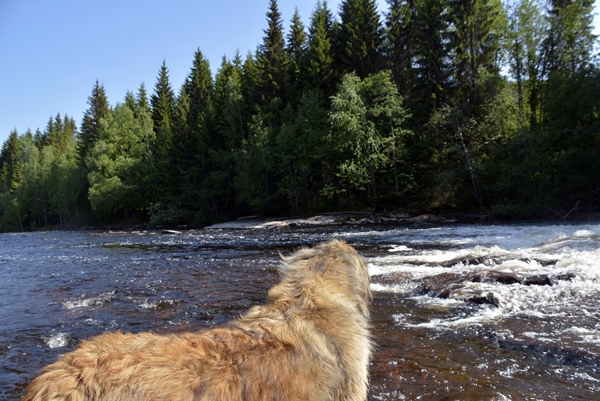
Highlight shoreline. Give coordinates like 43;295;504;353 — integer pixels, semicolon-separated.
9;210;600;234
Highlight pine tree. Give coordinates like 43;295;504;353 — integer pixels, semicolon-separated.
77;80;109;162
337;0;384;78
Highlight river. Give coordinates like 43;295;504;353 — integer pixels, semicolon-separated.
1;222;599;400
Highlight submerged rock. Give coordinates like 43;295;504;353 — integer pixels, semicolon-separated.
523;274;552;286
555;273;576;282
469;272;522;285
370;272;415;286
422;273;464;298
467;293;500;307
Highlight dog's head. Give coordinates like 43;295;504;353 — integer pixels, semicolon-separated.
273;240;371;318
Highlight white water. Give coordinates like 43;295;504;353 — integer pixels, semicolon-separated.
364;223;600;342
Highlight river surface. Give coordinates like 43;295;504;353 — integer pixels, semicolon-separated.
1;222;600;400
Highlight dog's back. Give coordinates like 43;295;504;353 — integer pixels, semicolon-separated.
22;240;372;401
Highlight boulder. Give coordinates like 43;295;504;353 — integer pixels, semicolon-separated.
422;273;464;298
467;293;499;307
469;272;522;285
523;274;552;286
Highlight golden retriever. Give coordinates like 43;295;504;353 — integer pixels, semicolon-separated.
22;240;372;401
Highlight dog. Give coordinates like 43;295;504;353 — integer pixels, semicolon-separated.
22;240;372;401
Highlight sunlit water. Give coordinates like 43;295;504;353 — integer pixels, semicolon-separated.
1;223;599;400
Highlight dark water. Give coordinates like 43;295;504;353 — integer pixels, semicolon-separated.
1;224;599;400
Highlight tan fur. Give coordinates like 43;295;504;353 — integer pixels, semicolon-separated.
22;240;372;401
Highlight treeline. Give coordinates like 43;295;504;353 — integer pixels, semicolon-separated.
1;0;598;231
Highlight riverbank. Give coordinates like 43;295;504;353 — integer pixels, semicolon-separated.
204;211;460;229
19;209;600;234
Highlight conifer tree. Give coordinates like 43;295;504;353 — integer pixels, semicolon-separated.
124;91;136;113
304;0;337;99
337;0;384;78
77;80;109;162
507;0;547;125
136;83;150;113
286;8;307;105
185;48;214;162
385;0;416;93
410;0;452;118
0;130;22;194
241;51;259;121
256;0;288;125
543;0;596;75
151;61;176;135
448;0;506;117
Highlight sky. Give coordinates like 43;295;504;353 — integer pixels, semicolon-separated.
0;0;598;147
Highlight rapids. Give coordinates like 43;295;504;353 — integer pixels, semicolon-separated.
1;222;599;400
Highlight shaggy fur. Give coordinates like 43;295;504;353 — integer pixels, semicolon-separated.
22;240;372;401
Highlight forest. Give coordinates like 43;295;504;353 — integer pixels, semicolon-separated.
0;0;598;231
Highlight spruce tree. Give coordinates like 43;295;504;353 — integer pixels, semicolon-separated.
410;0;452;118
256;0;288;125
136;83;150;113
184;48;214;163
77;80;109;162
150;61;176;135
448;0;506;117
0;130;22;194
542;0;596;75
286;8;307;105
385;0;416;94
304;0;337;99
337;0;384;78
124;91;136;113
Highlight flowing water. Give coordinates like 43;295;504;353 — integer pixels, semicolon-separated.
1;222;599;400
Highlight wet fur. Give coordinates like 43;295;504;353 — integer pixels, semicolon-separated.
22;240;372;401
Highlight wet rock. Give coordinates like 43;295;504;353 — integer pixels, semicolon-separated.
469;272;522;285
370;272;414;286
422;273;464;297
441;255;502;268
467;293;499;307
531;258;558;267
555;273;576;282
523;274;552;286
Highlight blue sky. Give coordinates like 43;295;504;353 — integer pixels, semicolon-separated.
0;0;597;147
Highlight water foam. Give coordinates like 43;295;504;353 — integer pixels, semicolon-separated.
370;225;600;337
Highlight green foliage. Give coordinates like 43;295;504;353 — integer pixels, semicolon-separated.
86;103;155;220
1;0;599;231
337;0;384;78
77;81;109;162
329;71;411;205
150;61;176;137
303;1;336;99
